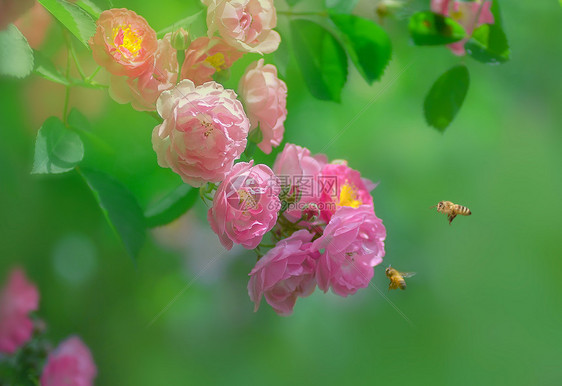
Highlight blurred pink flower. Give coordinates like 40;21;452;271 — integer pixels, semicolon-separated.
272;143;327;222
208;161;280;250
13;2;51;49
313;206;386;297
431;0;494;55
248;230;318;315
40;336;97;386
152;80;249;186
181;36;243;86
0;0;34;30
0;267;39;354
202;0;281;54
89;8;158;77
109;33;178;111
318;161;375;222
238;59;287;154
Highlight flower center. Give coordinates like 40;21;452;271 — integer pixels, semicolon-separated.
451;10;464;20
240;11;252;30
112;24;143;59
339;183;362;208
205;53;226;72
200;118;214;137
238;189;258;211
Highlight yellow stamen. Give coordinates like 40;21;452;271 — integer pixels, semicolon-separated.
205;53;226;71
451;10;464;20
339;183;362;208
112;24;143;58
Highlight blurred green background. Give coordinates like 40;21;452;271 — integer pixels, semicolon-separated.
1;0;561;385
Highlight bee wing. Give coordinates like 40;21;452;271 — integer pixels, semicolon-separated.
399;272;416;278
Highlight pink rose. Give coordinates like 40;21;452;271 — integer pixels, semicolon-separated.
318;161;375;222
272;143;327;222
431;0;494;55
238;59;287;154
0;267;39;354
181;36;243;86
0;0;34;30
89;8;158;77
248;230;318;316
202;0;281;54
40;336;97;386
208;161;280;250
313;206;386;297
109;33;178;111
152;80;250;186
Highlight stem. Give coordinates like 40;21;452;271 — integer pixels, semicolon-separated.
145;111;162;122
63;38;71;125
86;66;102;83
68;39;86;80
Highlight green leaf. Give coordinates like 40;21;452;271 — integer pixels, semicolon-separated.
145;184;199;228
424;65;470;132
465;24;509;64
465;1;509;64
0;25;34;78
329;13;391;84
326;0;359;14
37;0;96;47
290;19;348;102
33;50;70;85
409;11;466;46
273;32;290;78
68;108;93;132
80;168;146;260
74;0;111;18
285;0;302;6
32;117;84;174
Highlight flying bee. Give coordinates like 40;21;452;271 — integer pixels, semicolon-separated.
385;266;416;290
432;201;472;224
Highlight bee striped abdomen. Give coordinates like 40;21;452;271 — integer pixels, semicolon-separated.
455;205;471;216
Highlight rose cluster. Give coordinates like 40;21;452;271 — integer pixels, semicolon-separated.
0;268;97;385
88;0;385;316
246;144;386;315
89;0;286;156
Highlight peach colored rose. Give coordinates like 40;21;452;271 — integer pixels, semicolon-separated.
152;80;250;186
202;0;281;54
0;267;39;354
181;36;243;86
40;336;97;386
0;0;34;30
238;59;287;154
89;8;158;77
208;161;280;250
13;2;51;49
431;0;494;55
109;33;178;111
